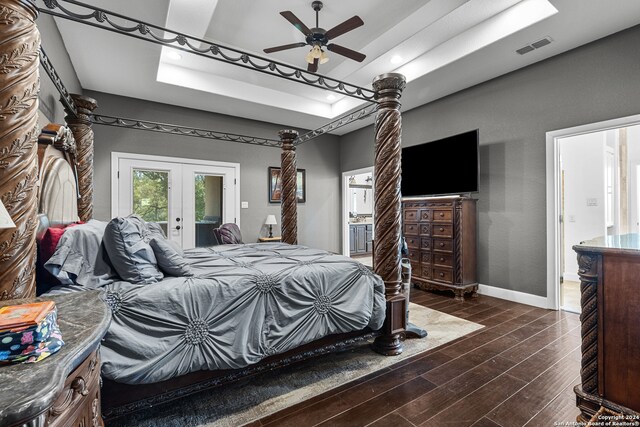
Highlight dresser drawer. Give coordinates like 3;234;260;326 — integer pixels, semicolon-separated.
420;238;431;250
405;236;420;249
420;251;431;265
410;263;421;278
432;208;453;223
432;267;453;283
404;209;419;222
419;209;431;222
419;224;430;236
432;224;453;238
48;350;102;427
433;253;454;267
403;223;419;236
433;238;453;253
408;250;420;263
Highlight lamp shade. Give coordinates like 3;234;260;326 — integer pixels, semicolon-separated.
265;215;277;225
0;199;16;229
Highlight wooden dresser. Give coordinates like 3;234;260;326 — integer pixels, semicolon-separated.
573;235;640;422
0;291;111;427
402;197;478;300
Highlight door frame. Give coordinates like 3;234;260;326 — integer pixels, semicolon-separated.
111;152;241;241
546;113;640;310
341;166;374;256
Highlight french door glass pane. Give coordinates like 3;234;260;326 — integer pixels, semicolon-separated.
194;174;223;247
132;169;169;235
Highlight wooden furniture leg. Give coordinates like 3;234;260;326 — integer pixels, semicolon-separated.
372;73;407;355
279;129;298;245
64;94;98;222
0;0;40;300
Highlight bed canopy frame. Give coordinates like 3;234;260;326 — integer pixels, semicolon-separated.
0;0;407;409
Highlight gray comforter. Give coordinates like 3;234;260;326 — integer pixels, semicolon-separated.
98;243;385;384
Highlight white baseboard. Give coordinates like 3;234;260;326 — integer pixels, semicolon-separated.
562;272;580;282
477;284;550;309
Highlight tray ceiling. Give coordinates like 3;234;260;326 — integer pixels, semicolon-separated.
49;0;640;135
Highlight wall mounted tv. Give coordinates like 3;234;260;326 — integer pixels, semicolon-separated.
401;129;479;197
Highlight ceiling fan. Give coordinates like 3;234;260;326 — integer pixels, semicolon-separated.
263;1;366;73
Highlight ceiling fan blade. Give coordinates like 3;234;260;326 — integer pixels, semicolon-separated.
280;11;313;36
264;42;308;54
307;58;319;73
327;44;366;62
324;16;364;40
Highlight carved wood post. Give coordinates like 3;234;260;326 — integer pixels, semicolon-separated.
279;129;298;245
372;73;406;356
0;0;40;300
576;252;600;392
64;94;97;222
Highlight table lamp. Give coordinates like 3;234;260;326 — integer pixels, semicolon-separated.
265;215;277;238
0;199;16;229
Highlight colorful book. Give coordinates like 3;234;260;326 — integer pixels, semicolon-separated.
0;301;56;331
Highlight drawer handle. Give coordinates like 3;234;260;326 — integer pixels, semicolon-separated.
439;212;444;217
439;227;444;232
439;272;444;277
439;242;445;247
440;257;444;262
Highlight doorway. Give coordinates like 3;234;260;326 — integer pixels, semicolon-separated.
112;152;240;249
342;167;374;267
546;115;640;312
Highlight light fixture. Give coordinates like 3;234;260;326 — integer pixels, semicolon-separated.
390;55;403;64
305;45;329;65
167;50;182;60
0;199;16;229
265;215;277;238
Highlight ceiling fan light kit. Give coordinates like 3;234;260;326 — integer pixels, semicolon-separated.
264;1;366;72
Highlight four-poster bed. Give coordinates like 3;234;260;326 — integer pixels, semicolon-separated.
0;0;409;421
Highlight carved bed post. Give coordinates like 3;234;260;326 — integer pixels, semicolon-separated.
372;73;406;356
279;129;298;245
0;0;40;300
64;94;98;222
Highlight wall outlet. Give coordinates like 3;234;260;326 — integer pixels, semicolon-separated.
241;201;249;209
586;198;598;207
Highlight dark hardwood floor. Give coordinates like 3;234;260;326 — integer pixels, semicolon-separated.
253;288;582;427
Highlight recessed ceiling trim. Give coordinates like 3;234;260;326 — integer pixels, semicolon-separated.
397;0;558;82
157;63;334;118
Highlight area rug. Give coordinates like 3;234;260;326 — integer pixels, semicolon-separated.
108;304;483;427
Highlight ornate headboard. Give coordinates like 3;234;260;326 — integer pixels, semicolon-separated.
38;124;80;226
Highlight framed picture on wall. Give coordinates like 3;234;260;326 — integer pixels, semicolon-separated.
268;167;306;203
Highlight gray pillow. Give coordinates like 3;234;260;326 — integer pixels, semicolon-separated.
149;238;193;277
103;216;164;284
144;221;167;242
44;220;118;288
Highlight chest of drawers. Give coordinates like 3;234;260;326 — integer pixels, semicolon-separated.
402;197;478;300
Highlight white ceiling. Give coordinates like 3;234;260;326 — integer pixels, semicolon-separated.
50;0;640;136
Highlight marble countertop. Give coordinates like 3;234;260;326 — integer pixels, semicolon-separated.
0;290;111;426
574;233;640;254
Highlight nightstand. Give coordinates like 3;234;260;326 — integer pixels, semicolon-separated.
0;290;111;427
258;236;282;242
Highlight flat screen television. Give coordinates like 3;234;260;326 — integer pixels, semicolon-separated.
401;129;479;197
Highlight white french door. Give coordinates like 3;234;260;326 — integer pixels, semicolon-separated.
112;153;239;249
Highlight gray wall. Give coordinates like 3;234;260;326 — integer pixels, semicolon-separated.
340;25;640;297
37;14;82;123
85;91;342;252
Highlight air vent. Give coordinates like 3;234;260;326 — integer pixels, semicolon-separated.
516;36;553;55
516;45;535;55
